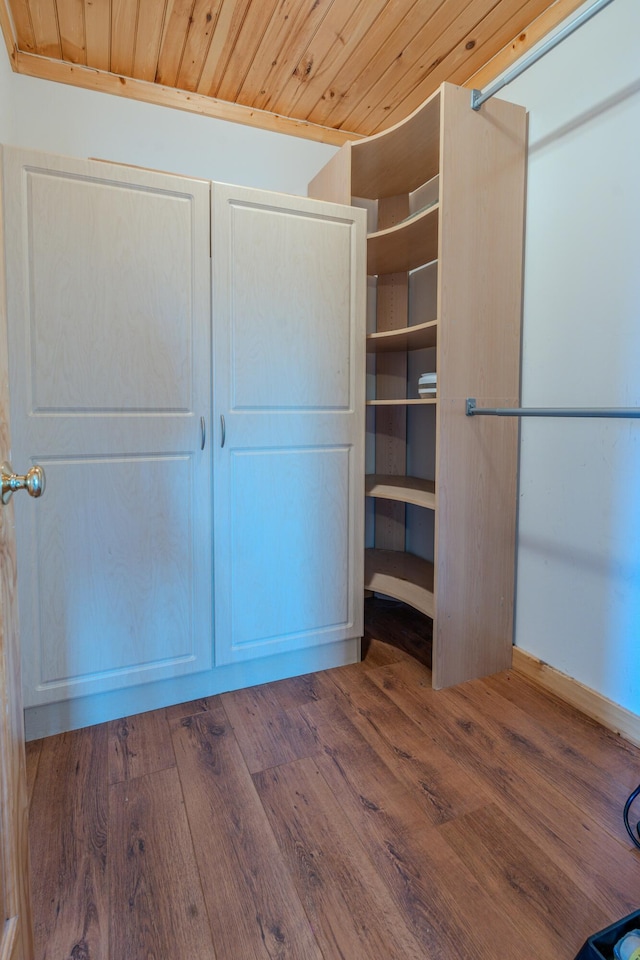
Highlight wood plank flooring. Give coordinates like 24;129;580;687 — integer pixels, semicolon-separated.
25;598;640;959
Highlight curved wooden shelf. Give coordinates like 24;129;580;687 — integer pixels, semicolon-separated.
366;475;435;510
365;548;435;619
367;204;439;276
351;88;441;200
367;398;436;406
367;319;437;353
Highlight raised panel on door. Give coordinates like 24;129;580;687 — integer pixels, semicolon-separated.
212;183;366;665
3;147;213;707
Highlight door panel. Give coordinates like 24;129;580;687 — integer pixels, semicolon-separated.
212;183;366;665
227;445;350;650
35;454;196;692
228;203;352;410
27;171;195;413
3;147;212;707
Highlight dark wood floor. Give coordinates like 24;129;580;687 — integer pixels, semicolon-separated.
25;598;640;960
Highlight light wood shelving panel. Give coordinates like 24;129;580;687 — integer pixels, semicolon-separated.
350;93;441;199
366;320;437;353
310;83;527;689
365;549;435;619
367;398;437;406
365;476;435;510
366;205;438;276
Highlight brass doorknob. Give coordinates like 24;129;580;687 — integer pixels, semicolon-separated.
1;461;46;505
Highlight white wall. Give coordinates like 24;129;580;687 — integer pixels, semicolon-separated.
0;41;14;140
501;0;640;715
0;58;336;194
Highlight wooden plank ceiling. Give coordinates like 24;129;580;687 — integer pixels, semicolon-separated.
2;0;583;143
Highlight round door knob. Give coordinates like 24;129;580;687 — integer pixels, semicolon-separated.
1;461;46;505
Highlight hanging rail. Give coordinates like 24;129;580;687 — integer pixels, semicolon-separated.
470;0;616;110
466;398;640;418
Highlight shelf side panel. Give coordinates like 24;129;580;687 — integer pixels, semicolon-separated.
308;143;352;204
433;83;525;688
434;399;517;688
438;82;526;402
351;88;441;199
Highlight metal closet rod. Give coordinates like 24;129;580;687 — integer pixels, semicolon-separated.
466;398;640;419
470;0;616;111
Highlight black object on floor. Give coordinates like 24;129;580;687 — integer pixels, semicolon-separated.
573;909;640;959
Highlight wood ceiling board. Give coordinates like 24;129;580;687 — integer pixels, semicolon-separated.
446;0;577;90
196;0;251;96
3;0;571;141
318;0;558;134
84;0;110;72
0;2;17;59
57;0;84;63
110;0;137;76
315;0;467;133
132;0;165;82
379;0;554;130
175;0;221;91
305;0;424;128
464;0;586;92
27;0;61;58
8;0;35;52
241;0;333;113
155;0;193;87
269;0;389;120
344;0;493;134
215;0;281;103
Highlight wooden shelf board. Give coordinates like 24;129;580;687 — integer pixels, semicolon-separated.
367;398;436;406
366;475;435;510
365;548;435;619
351;89;441;199
367;204;439;276
367;319;437;353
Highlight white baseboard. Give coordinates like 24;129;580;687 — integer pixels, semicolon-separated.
512;646;640;748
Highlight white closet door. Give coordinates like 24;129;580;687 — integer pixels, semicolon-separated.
212;182;365;665
3;147;212;707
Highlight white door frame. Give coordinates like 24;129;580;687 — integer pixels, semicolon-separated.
0;149;34;960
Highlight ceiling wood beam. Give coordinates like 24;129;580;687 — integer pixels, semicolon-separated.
11;50;362;145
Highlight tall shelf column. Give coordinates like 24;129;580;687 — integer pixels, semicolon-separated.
309;82;527;689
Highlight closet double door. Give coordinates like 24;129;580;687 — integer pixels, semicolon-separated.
4;148;365;720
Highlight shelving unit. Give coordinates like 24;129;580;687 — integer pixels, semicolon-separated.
309;82;527;688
